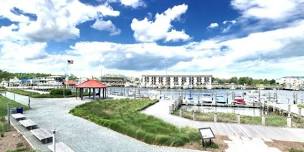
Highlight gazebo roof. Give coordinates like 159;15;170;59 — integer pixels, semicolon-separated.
76;79;107;88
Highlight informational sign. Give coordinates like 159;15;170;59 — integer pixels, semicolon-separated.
199;127;215;139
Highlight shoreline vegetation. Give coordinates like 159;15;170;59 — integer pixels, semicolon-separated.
173;110;304;128
7;89;75;98
70;99;202;147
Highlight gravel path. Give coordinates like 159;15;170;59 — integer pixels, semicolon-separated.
4;92;203;152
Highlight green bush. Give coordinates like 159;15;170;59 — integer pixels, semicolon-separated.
50;89;72;96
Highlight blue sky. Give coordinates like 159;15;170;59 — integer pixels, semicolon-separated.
0;0;304;78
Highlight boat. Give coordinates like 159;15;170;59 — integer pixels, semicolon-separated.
233;96;246;105
215;95;227;104
201;93;213;104
183;96;195;105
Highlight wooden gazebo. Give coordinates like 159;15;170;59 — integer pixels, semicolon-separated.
75;79;107;100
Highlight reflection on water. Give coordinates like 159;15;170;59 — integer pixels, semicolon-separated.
182;106;262;117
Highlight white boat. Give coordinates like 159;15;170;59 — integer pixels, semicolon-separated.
201;93;213;104
215;95;227;104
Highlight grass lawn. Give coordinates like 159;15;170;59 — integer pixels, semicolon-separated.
0;94;28;137
8;89;76;98
174;110;304;128
0;95;28;117
70;99;201;147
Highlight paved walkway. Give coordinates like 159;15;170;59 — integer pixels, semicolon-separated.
4;92;202;152
143;99;304;142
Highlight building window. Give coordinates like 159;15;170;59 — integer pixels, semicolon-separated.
152;77;156;85
173;77;178;85
182;77;186;85
159;77;163;84
197;77;202;85
166;77;170;85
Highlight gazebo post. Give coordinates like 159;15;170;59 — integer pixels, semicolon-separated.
105;88;107;98
98;88;101;99
80;88;83;100
103;88;105;99
75;88;77;99
93;88;96;99
88;88;91;98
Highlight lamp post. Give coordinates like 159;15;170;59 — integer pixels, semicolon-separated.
52;129;56;152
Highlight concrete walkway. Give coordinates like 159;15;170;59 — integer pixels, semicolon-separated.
143;99;304;142
4;92;202;152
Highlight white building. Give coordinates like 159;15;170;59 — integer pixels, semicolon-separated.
8;77;21;86
141;75;212;89
277;76;304;90
31;75;64;90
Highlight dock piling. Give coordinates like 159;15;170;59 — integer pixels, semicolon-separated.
214;113;217;122
287;116;292;127
237;114;240;124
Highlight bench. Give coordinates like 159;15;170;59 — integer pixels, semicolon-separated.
48;142;75;152
19;119;38;130
31;128;53;144
11;113;26;121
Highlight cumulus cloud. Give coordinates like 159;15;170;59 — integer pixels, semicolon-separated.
131;4;190;42
91;19;121;35
0;0;120;42
231;0;304;21
120;0;145;8
207;22;219;29
171;19;304;78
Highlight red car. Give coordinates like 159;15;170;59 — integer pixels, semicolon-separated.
233;96;246;105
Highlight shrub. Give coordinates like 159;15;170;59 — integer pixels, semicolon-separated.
50;89;72;96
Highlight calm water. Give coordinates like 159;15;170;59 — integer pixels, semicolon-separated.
108;87;304;104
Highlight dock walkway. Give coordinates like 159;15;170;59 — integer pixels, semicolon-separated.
143;99;304;142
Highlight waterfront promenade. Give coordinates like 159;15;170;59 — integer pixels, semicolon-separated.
4;92;202;152
143;99;304;142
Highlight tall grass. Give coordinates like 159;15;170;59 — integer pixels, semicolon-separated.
174;110;295;127
70;99;200;146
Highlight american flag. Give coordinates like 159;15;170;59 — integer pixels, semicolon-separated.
67;60;74;64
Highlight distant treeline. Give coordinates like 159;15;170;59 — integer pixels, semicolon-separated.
212;77;277;85
0;70;51;81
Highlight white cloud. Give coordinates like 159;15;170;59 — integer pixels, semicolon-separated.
0;0;120;42
171;20;304;78
120;0;145;8
130;4;190;42
223;20;236;25
231;0;304;20
208;22;219;29
91;19;121;35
